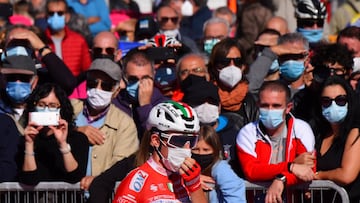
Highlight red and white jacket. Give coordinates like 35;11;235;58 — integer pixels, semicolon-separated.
236;116;315;185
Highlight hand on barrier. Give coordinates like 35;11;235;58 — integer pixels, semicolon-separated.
180;158;201;193
266;179;284;203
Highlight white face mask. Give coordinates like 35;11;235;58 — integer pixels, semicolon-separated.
219;65;242;88
194;103;219;124
353;57;360;72
181;0;193;16
86;88;113;110
161;29;180;39
158;141;192;172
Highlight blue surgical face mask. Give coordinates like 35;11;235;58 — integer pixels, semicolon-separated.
1;46;32;61
269;59;280;73
203;38;220;55
297;28;323;43
6;82;32;104
259;108;285;129
279;60;305;81
126;81;139;99
47;13;65;31
322;102;348;123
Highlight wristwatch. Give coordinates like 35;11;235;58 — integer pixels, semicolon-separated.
275;174;287;184
38;45;51;57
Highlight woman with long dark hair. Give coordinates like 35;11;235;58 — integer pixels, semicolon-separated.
17;83;88;185
314;76;360;202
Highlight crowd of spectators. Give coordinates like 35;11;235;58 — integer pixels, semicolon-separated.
1;0;360;202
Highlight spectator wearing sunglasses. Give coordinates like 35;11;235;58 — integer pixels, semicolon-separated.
236;80;316;203
4;25;77;96
295;0;327;45
92;31;122;62
313;76;360;203
247;33;310;102
71;59;139;192
156;5;199;54
292;43;354;126
112;48;167;139
0;55;38;124
208;38;258;135
113;100;207;203
44;0;92;99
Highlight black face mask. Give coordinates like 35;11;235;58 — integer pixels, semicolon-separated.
191;153;214;171
180;74;207;92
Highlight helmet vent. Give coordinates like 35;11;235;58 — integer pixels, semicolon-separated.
165;112;174;123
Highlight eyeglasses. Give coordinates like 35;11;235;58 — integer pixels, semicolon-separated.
180;67;206;76
48;11;65;16
36;102;61;112
321;95;347;108
329;67;346;76
86;78;116;91
159;17;179;24
5;74;33;83
298;19;324;28
92;47;116;56
216;57;243;67
159;131;199;149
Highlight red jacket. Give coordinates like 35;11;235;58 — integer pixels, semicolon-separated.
45;26;91;77
236;116;315;185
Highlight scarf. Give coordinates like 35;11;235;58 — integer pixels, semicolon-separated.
218;81;248;111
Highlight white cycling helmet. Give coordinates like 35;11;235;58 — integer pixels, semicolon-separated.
295;0;327;19
147;100;200;133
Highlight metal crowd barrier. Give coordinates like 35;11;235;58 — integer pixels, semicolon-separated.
0;180;350;203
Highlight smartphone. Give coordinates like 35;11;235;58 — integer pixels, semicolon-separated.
29;111;60;126
146;47;176;61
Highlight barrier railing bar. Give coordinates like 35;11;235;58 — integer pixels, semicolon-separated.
0;180;350;203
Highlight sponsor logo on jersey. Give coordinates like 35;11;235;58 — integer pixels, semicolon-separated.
129;170;149;192
150;184;158;192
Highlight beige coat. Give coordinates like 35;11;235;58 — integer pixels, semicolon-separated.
72;99;139;176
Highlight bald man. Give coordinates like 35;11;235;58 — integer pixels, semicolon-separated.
266;16;289;35
92;31;122;62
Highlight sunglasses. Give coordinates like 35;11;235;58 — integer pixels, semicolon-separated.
278;53;307;64
48;11;65;16
92;47;116;56
125;75;153;84
86;78;116;91
321;95;347;108
298;19;324;28
5;74;33;83
159;131;199;149
160;17;179;24
216;57;243;68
